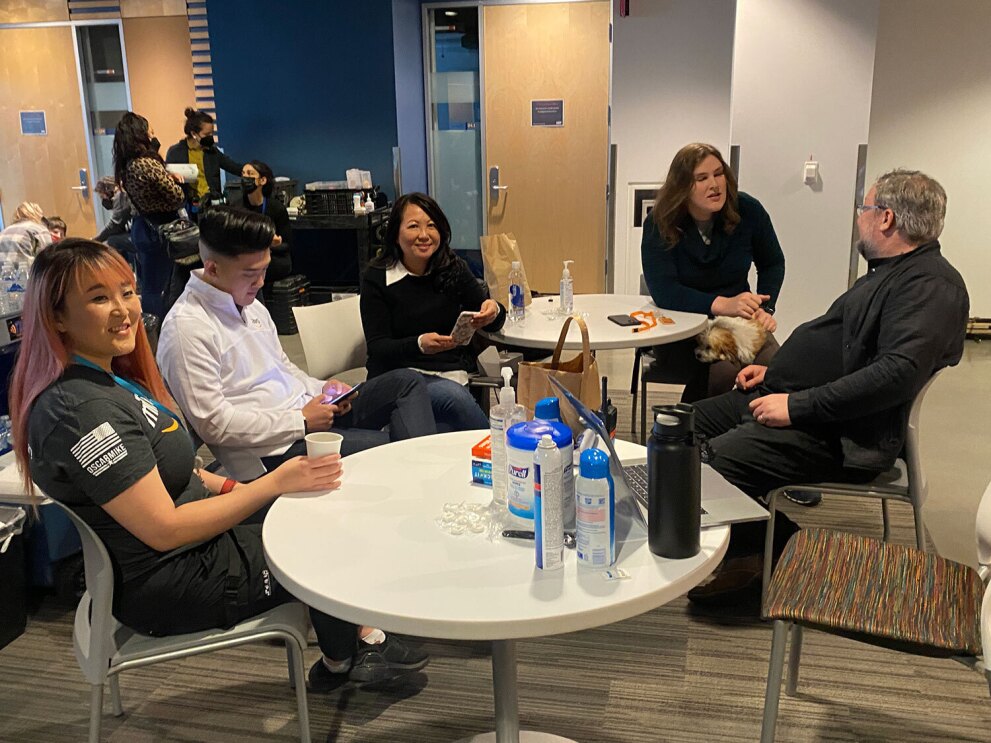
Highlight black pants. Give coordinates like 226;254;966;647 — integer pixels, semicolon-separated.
121;519;357;661
693;389;881;558
261;369;438;471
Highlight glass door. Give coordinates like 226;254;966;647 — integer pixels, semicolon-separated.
424;5;484;254
75;22;132;234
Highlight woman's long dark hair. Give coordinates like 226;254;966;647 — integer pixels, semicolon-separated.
651;143;740;246
112;112;161;187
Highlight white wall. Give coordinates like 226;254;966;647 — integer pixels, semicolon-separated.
730;0;879;338
867;0;991;318
610;0;736;295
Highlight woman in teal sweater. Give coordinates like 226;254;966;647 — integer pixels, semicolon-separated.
641;143;785;401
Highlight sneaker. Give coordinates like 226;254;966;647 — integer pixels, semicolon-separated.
349;635;430;686
782;490;822;507
307;658;351;693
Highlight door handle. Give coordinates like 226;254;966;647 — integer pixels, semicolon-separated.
489;165;508;205
71;168;89;197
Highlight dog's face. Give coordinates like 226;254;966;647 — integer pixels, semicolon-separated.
695;324;738;363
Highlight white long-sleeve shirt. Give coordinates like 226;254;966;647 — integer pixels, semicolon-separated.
157;270;323;480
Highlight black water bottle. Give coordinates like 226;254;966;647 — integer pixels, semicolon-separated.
647;403;701;559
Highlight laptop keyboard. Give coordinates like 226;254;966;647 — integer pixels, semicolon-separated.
624;464;708;515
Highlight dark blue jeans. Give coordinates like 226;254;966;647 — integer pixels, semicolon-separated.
422;374;489;432
131;214;174;320
261;368;438;471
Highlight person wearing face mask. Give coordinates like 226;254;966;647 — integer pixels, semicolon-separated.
641;143;786;404
166;108;243;211
94;175;135;260
112;112;184;319
239;160;291;286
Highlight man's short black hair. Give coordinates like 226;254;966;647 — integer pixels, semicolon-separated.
198;205;275;257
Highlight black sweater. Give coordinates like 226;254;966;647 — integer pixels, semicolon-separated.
360;258;507;379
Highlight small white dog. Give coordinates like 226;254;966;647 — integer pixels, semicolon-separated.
695;316;768;365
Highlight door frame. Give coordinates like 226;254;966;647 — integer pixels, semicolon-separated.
0;19;134;232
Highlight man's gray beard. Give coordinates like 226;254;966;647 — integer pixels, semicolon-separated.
856;239;877;260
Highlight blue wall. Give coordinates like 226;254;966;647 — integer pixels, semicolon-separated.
206;0;399;198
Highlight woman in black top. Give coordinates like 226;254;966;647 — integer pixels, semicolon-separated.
640;143;785;401
360;193;506;431
240;160;291;285
10;240;427;690
165;108;243;208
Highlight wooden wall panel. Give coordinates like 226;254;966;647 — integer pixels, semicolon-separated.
120;0;186;18
123;15;196;152
0;0;69;24
0;26;96;236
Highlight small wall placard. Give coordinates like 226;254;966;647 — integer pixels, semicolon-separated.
19;111;47;136
531;99;563;127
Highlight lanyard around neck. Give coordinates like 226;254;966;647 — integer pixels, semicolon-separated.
72;355;185;431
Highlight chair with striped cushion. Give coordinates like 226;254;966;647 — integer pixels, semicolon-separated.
758;480;991;742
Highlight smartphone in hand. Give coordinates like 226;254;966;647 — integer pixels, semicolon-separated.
323;382;363;406
450;311;478;346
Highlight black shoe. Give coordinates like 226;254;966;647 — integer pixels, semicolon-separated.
782;490;822;507
307;658;351;693
349;635;429;686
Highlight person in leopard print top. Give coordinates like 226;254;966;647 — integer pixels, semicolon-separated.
112;112;184;319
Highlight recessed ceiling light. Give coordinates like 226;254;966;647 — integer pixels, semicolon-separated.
445;10;457;16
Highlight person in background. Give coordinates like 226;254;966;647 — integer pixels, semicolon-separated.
641;143;785;402
157;206;439;483
43;216;66;243
687;169;968;607
94;176;136;266
0;201;53;265
239;160;291;287
112;112;184;319
9;239;428;691
166;108;243;211
360;192;506;432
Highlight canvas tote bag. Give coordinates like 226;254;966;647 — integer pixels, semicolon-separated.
479;232;533;309
517;315;600;437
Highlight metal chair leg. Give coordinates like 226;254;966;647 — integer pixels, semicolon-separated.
912;500;926;551
89;684;104;743
109;674;123;716
762;490;781;607
287;640;311;743
881;498;892;542
761;620;790;743
786;625;803;696
630;350;641;438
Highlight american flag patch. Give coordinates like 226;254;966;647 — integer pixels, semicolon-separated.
71;422;128;476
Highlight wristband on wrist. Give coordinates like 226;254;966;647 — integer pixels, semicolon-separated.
219;478;238;494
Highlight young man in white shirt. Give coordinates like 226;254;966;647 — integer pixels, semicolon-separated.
157;206;438;482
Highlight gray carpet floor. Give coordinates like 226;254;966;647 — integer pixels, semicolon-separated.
2;374;990;741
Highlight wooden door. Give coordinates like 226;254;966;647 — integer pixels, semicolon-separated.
482;2;610;293
0;26;96;236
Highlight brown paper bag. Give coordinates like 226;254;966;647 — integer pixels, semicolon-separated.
479;232;533;308
517;316;600;438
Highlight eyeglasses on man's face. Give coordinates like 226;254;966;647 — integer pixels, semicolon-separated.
855;203;886;215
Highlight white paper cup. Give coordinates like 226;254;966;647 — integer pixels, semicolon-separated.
304;432;343;458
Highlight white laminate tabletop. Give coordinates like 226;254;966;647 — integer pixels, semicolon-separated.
263;431;729;642
483;294;707;351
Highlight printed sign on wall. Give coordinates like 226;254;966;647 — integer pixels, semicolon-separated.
531;100;564;127
19;111;47;136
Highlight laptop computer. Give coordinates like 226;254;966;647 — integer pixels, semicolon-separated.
547;377;767;528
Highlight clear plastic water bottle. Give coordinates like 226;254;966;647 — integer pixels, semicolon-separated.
0;264;14;315
508;261;525;323
9;265;26;313
0;415;11;455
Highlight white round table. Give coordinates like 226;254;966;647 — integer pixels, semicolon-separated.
484;294;707;351
263;432;729;742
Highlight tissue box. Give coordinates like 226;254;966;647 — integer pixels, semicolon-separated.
471;435;492;487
